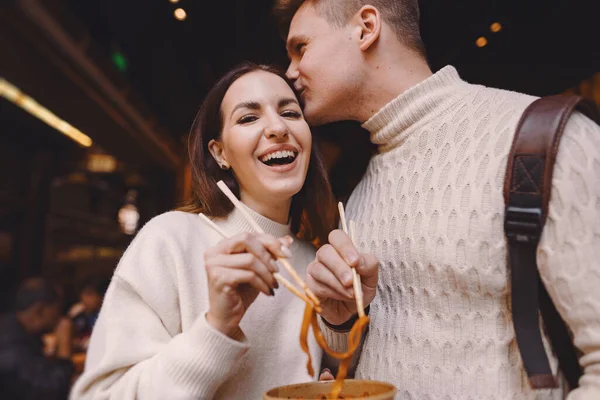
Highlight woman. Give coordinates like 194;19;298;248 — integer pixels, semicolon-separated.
71;63;336;399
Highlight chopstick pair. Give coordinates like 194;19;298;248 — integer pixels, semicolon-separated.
337;202;365;319
198;180;321;312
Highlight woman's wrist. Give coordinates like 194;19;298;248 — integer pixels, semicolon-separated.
206;311;243;340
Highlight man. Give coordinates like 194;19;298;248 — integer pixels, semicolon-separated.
0;277;74;400
274;0;600;398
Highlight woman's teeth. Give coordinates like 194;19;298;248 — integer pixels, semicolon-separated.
260;150;297;164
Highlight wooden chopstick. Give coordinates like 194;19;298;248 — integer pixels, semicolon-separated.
198;213;229;238
337;202;365;319
198;213;314;305
349;220;364;316
215;181;321;309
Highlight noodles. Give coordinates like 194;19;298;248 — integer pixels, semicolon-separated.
300;303;315;377
211;183;370;398
299;303;370;399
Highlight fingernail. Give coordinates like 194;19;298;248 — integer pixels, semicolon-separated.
347;287;354;298
274;280;279;289
285;235;294;244
270;259;280;272
343;271;353;286
281;246;293;258
347;253;359;265
269;288;275;296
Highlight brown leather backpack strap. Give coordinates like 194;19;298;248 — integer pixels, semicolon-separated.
503;96;594;219
503;95;598;389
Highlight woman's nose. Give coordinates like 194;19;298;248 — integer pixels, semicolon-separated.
264;116;289;139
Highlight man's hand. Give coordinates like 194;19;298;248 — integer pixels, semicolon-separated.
307;230;379;326
319;368;334;381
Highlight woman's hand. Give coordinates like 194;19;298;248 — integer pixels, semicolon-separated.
205;232;293;338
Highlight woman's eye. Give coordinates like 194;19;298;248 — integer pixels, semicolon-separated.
282;110;301;119
238;115;258;124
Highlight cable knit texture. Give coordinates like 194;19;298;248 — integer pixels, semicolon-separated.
328;66;600;399
70;207;321;400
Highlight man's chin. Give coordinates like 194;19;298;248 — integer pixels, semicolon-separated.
303;104;336;127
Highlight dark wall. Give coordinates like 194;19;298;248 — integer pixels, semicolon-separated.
0;99;177;311
0;100;69;311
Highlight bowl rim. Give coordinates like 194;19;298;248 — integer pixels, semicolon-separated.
263;379;397;400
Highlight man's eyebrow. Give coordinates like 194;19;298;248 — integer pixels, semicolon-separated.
286;35;309;54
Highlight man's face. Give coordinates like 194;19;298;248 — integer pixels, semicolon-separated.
36;302;61;334
285;2;363;125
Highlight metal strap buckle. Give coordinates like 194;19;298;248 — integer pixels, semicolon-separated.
504;206;542;244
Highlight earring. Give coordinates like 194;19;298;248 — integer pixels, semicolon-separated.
220;163;229;170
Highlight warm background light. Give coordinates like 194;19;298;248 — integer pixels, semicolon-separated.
169;0;180;3
490;22;502;33
174;8;186;21
87;153;117;173
476;37;488;48
0;78;93;147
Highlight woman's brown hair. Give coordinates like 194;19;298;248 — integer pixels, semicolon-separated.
180;62;335;245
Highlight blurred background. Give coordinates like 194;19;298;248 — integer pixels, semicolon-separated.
0;0;599;386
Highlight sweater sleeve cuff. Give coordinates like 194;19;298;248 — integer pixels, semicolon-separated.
317;316;350;353
161;314;249;397
321;305;370;333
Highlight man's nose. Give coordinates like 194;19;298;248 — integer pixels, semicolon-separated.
286;62;299;81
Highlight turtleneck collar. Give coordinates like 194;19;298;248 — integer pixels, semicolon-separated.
362;66;471;153
217;202;293;240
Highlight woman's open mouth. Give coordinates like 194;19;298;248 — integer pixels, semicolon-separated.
259;150;298;166
257;147;300;173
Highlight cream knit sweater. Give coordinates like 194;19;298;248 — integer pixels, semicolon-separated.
322;66;600;399
70;207;321;400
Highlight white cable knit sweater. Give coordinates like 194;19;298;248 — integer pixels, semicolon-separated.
321;66;600;399
70;207;321;400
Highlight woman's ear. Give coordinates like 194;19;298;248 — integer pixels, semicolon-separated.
208;139;230;170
